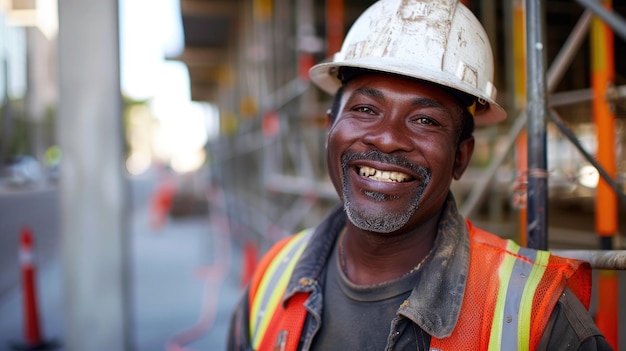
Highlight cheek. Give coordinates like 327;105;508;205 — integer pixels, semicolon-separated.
326;120;354;155
326;151;344;199
430;148;456;185
326;123;356;192
419;142;457;176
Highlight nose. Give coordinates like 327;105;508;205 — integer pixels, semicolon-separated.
360;119;413;153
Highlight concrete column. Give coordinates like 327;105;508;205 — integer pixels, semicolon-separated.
26;27;54;159
57;1;129;350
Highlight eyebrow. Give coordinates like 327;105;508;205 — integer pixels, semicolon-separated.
354;87;385;99
354;87;446;109
411;97;445;109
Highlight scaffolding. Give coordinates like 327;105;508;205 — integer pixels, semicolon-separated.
206;0;624;253
197;0;626;346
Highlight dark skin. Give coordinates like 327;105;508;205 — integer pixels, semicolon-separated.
326;73;475;285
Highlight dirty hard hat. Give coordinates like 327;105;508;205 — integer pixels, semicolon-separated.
309;0;507;125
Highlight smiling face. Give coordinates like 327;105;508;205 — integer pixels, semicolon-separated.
326;72;474;234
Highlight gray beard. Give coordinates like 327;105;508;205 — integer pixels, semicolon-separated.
341;151;431;233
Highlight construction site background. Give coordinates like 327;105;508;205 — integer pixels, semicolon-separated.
1;0;626;350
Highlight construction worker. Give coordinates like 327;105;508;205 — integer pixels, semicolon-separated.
227;0;611;349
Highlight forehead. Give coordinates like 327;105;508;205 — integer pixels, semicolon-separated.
342;72;461;107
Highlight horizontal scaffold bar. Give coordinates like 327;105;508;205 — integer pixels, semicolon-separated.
552;250;626;270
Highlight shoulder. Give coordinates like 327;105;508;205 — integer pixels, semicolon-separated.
465;219;510;248
539;288;613;351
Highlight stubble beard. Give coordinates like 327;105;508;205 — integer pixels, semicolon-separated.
340;151;432;233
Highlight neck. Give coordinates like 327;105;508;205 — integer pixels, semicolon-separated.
339;220;437;285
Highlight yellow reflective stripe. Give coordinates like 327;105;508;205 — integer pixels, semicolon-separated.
250;230;310;349
250;234;303;347
517;250;549;351
250;234;301;346
255;238;308;348
488;240;520;351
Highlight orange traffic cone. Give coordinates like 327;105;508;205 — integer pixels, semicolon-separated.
150;180;176;230
11;226;59;350
241;241;258;288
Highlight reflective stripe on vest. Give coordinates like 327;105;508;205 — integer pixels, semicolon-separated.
488;240;550;351
249;229;313;350
430;222;590;351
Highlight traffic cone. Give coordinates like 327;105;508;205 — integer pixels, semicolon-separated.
11;226;59;350
241;241;258;287
150;179;176;230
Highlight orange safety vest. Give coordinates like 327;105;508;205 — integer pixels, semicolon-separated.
248;223;591;351
249;229;313;351
430;221;591;350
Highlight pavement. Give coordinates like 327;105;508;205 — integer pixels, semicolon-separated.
0;173;246;351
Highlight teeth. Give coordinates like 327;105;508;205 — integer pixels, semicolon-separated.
359;166;411;182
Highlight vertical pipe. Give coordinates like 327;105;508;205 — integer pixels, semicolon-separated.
591;0;617;241
525;0;548;250
596;270;619;348
325;0;344;59
254;0;273;236
591;0;618;347
513;0;528;246
296;0;316;81
253;0;273;22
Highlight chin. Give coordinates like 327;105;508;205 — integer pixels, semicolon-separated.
343;200;416;234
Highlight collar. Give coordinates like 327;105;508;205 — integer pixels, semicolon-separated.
397;193;470;338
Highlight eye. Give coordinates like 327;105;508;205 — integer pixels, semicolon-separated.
412;116;440;126
353;106;377;115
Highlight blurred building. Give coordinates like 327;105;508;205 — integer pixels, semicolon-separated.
1;0;57;164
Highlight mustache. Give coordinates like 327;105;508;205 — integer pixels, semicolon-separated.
341;150;431;178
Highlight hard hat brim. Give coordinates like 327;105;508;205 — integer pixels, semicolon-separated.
310;59;507;126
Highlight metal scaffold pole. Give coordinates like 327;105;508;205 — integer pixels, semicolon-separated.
525;0;548;250
460;5;593;220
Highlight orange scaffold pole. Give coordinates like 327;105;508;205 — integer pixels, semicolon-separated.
325;0;344;59
590;0;618;348
513;0;528;246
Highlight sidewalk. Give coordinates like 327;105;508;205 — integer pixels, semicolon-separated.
0;175;245;351
131;201;242;351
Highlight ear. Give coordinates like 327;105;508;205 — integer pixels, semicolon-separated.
326;108;333;129
453;137;474;180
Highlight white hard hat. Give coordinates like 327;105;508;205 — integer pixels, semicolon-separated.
310;0;506;125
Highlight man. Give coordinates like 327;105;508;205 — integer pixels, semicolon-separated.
228;0;611;349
